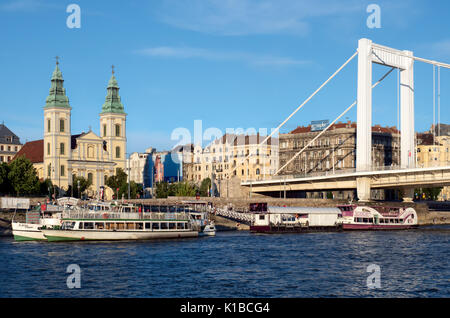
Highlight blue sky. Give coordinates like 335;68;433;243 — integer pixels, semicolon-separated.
1;0;450;153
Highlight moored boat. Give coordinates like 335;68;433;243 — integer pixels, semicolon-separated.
249;203;343;234
338;205;418;230
41;209;199;242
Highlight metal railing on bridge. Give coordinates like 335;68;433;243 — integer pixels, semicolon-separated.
214;208;254;224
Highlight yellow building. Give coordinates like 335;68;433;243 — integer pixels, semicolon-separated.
183;134;279;196
416;133;450;200
16;62;127;199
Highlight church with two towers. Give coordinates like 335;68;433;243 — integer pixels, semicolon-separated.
16;61;127;199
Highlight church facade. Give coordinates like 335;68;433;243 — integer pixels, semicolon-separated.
16;62;127;199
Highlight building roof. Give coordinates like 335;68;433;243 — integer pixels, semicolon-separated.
13;139;43;163
417;133;438;146
289;121;399;135
0;123;21;145
208;133;278;147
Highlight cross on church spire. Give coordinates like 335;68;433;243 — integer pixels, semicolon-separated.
111;65;115;75
55;56;60;65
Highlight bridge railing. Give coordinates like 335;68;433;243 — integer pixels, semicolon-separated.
243;161;450;184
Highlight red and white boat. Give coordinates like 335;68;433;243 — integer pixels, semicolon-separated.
337;205;418;230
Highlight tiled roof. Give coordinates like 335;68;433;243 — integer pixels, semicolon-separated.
13;139;43;163
0;123;21;145
289;122;399;135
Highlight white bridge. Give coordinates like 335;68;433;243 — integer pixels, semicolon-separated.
239;38;450;201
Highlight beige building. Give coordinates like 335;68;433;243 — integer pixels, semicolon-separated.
183;134;279;196
417;133;450;200
0;123;22;163
15;62;126;199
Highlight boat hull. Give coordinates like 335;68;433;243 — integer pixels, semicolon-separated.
250;224;342;234
342;223;419;230
42;229;199;242
11;223;46;241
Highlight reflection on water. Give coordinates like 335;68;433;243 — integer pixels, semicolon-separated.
0;226;448;297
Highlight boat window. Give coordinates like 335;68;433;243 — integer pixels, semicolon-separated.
368;218;373;223
78;222;84;229
105;223;113;230
379;219;384;223
62;222;76;230
177;223;185;229
135;223;144;230
152;223;160;230
145;222;151;229
126;223;135;230
399;219;403;223
389;219;395;223
116;223;125;230
150;206;159;212
161;222;168;230
259;215;265;220
160;206;168;213
169;223;176;230
95;222;105;230
169;206;176;213
84;222;94;230
395;219;399;224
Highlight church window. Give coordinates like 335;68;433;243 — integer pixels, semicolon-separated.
47;119;51;133
60;165;65;177
47;143;50;155
88;146;94;158
47;164;51;177
88;173;93;184
60;119;65;132
60;143;65;155
115;146;121;158
115;124;121;137
103;124;107;137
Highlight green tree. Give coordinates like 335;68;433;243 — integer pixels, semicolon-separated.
423;187;443;201
106;168;128;196
175;181;197;197
199;178;211;197
118;181;143;199
8;156;39;195
155;181;169;198
0;162;12;194
72;176;92;198
39;178;53;196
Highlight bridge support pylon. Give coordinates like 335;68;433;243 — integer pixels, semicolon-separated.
356;177;371;202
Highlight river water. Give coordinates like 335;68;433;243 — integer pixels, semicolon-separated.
0;226;449;298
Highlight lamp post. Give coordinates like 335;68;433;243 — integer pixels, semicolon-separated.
126;153;131;200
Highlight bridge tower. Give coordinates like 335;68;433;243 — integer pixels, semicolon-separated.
356;38;415;200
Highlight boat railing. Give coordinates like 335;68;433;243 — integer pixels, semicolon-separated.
62;211;191;221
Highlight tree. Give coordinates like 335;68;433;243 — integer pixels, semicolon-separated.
155;181;169;198
199;178;211;197
39;178;53;196
8;156;39;196
105;168;128;196
0;162;12;194
72;176;92;198
118;181;143;199
175;181;197;197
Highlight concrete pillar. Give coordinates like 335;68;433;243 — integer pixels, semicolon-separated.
357;38;373;172
400;50;415;169
356;177;371;201
402;188;414;203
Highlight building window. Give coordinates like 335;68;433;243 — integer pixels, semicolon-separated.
61;165;65;177
256;168;260;175
88;173;93;184
103;124;107;137
60;143;65;155
47;164;51;177
115;124;121;137
47;119;51;132
115;146;120;158
47;143;51;155
60;119;65;132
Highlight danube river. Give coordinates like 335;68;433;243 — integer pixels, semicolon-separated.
0;227;448;298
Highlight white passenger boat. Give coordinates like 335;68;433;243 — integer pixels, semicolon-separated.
40;209;199;242
12;203;65;241
338;205;418;230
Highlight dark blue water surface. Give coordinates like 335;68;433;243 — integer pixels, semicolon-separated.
0;226;449;297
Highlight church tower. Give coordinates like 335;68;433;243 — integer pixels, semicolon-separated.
43;58;72;192
100;66;127;173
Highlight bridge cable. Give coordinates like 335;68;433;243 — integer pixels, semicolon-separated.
275;67;396;175
228;50;359;177
438;66;441;139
